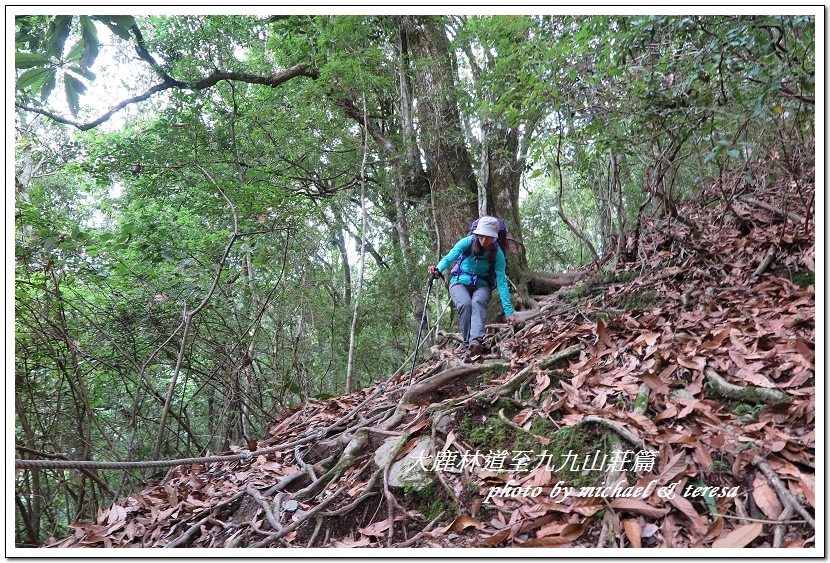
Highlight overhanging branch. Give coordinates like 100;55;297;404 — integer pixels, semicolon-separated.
15;65;317;131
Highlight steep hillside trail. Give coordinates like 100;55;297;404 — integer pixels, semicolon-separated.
43;174;816;551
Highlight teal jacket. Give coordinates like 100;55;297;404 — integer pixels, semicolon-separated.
436;236;514;317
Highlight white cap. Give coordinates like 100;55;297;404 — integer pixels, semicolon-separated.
472;216;499;238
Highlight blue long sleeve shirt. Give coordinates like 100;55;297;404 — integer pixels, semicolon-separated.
436;236;514;317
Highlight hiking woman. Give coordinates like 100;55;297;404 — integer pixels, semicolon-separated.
428;216;516;356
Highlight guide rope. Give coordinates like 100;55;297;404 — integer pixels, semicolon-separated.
15;431;323;471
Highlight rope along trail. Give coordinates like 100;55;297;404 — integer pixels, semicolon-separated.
15;429;326;471
17;362;401;472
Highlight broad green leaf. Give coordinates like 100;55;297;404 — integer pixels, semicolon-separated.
68;65;97;81
15;51;51;69
45;15;72;60
40;68;57;100
285;376;301;395
65;74;85;116
66;39;84;64
79;16;100;68
16;67;52;90
66;73;87;96
94;15;136;40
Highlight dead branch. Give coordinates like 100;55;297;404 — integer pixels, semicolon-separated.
733;497;750;525
738;196;805;223
718;512;808;525
681;284;697;309
751;456;815;529
750;246;776;284
773;505;795;548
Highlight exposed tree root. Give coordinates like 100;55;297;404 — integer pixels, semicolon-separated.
633;383;651;415
296;431;367;501
527;270;593;294
248;487;347;548
245;483;282;531
704;370;791;404
582;416;654;452
164;516;227;548
597;436;623;548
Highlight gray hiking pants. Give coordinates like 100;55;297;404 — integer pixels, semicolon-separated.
449;282;492;347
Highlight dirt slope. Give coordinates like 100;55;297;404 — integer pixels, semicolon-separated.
46;173;816;551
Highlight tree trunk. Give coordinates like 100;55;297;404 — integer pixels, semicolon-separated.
333;228;352;309
346;112;370;393
482;125;528;269
401;16;478;257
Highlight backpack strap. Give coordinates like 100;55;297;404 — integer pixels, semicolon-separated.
450;235;476;281
485;240;498;288
450;236;499;288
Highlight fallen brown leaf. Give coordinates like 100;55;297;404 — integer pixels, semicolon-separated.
623;518;642;548
711;522;763;548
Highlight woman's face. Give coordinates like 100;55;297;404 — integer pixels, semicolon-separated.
477;235;495;250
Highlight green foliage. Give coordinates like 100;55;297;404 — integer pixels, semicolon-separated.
521;176;605;271
404;481;455;522
459;408;516;452
15;15;135;113
457;404;555;455
790;270;815;289
733;402;763;425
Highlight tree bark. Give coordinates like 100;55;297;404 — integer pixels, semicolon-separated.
400;16;479;257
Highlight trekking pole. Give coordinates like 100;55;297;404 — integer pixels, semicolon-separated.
407;272;441;386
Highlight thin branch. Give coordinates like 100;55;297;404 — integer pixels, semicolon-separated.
752;456;815;529
152;163;241;460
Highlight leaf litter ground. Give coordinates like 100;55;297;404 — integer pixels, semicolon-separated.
47;176;816;550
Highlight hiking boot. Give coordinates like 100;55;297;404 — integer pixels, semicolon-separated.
469;339;481;355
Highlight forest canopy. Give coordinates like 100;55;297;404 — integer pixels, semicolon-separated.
12;11;816;547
